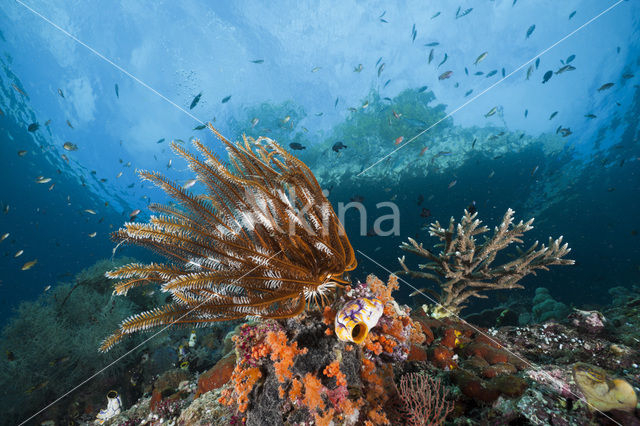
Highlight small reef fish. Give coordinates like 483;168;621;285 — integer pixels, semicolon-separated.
221;95;232;103
486;70;497;78
556;65;575;74
183;179;197;189
282;115;291;123
377;63;385;77
411;24;417;42
428;49;434;64
437;53;448;68
526;24;536;39
542;71;553;84
21;259;38;271
63;142;78;151
250;59;264;64
84;209;97;214
88;232;97;238
531;165;539;176
167;159;172;168
394;136;404;145
116;171;123;178
193;124;206;130
535;58;540;69
36;177;52;184
28;123;39;132
488;170;495;178
12;84;26;96
566;54;576;64
332;142;347;152
44;285;51;292
353;64;363;72
455;7;473;19
15;250;24;257
419;147;428;156
431;12;440;19
465;67;469;75
311;67;321;73
438;71;453;80
598;83;614;92
474;71;484;76
502;68;506;77
622;73;634;79
526;65;534;80
45;119;51;126
190;93;202;110
0;233;8;242
448;180;457;189
467;201;477;214
18;150;27;156
464;89;473;97
115;83;119;98
585;114;597;119
58;88;64;98
66;120;73;129
289;143;306;150
474;52;488;65
569;11;576;19
424;42;439;47
130;209;141;221
251;117;259;127
485;106;498;118
549;111;558;120
156;138;165;144
524;109;528;118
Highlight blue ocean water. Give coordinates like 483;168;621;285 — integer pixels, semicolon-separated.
0;0;639;423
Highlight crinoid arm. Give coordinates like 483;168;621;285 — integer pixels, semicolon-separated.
100;126;356;351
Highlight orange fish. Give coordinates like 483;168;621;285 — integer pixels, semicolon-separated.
395;136;404;145
419;147;428;156
392;110;401;119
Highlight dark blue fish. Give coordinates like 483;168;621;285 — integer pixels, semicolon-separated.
486;70;497;78
465;67;469;76
501;68;505;77
424;42;439;47
617;46;620;54
431;12;441;19
535;58;540;69
437;53;448;68
250;59;264;64
28;122;39;132
411;24;417;42
289;143;306;150
549;111;558;120
157;138;165;144
376;57;383;67
380;18;388;23
474;71;484;76
566;54;575;64
193;124;206;130
221;95;231;103
464;89;473;97
526;24;536;39
542;70;553;84
190;93;202;110
569;11;576;19
115;84;119;99
383;79;391;88
332;142;347;152
513;0;518;5
418;86;428;93
524;109;528;118
335;97;339;108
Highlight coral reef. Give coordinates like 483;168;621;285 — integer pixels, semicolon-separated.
398;208;574;318
531;287;569;323
101;129;356;351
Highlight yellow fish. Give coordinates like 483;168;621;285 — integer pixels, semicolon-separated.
21;259;38;270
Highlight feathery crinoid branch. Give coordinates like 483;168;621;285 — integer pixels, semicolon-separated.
100;125;356;351
397;208;573;319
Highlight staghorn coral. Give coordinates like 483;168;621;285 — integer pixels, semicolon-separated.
398;208;573;318
100;126;356;351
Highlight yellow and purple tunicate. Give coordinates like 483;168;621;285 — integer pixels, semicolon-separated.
334;297;384;344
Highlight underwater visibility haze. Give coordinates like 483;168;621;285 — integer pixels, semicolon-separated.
0;0;639;424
